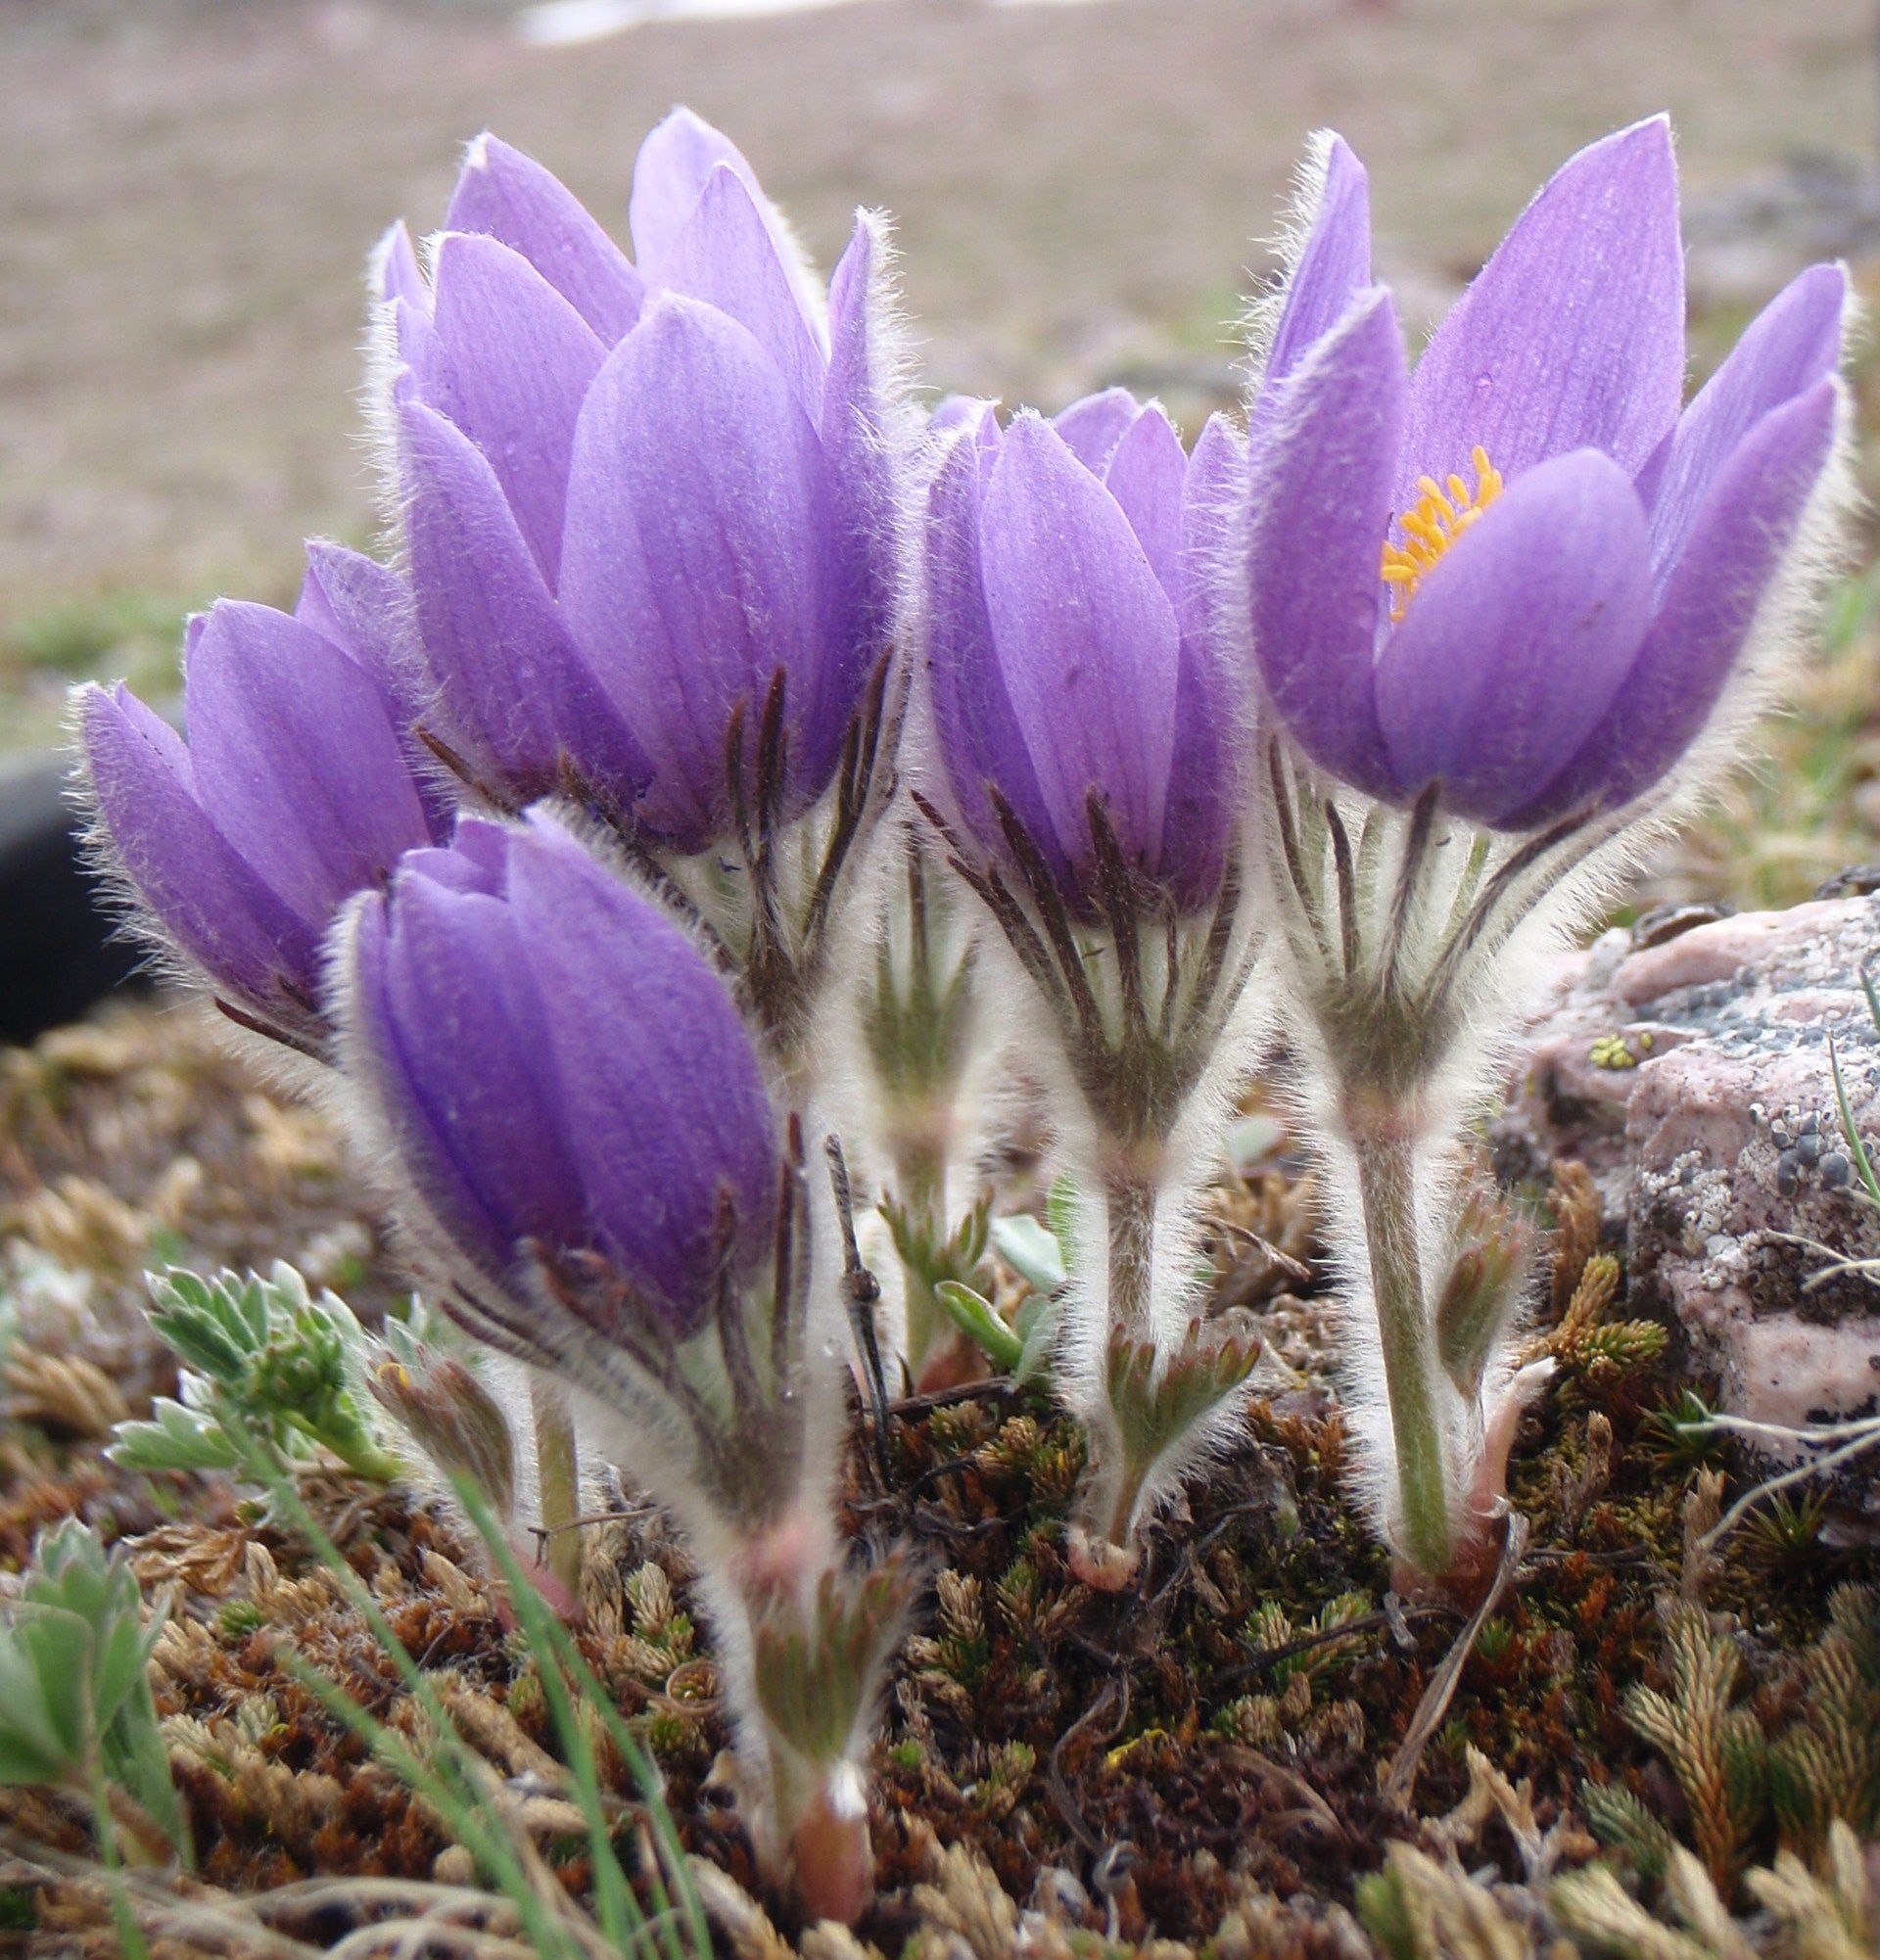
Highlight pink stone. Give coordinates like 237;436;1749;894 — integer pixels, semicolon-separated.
1497;894;1880;1458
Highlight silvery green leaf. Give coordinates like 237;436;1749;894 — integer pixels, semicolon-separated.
109;1398;242;1473
990;1215;1065;1296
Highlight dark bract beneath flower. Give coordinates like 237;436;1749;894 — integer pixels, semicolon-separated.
924;392;1247;921
339;810;780;1344
382;113;902;854
1246;118;1846;831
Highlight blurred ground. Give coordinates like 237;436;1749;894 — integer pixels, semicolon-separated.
3;0;1880;893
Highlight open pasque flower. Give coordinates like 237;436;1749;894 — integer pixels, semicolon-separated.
919;394;1263;1587
334;807;903;1922
1248;117;1845;831
379;112;912;1060
76;544;442;1057
1239;119;1849;1592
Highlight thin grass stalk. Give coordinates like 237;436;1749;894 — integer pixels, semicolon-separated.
453;1476;707;1960
228;1440;588;1960
530;1379;586;1604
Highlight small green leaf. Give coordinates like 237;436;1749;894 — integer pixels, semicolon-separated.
933;1281;1024;1374
990;1215;1065;1296
108;1398;241;1474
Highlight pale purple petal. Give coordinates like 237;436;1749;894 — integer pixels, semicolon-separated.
1178;412;1246;656
630;107;823;337
429;232;608;583
820;212;900;727
1160;413;1248;901
927;395;985;437
1262;134;1373;393
653;164;824;418
298;543;426;721
1641;262;1845;580
558;296;829;850
184;601;434;922
1052;388;1141;475
359;872;588;1288
393;295;454;410
980;415;1181;876
506;815;778;1319
299;542;455;835
445;133;642;343
373;220;429;310
1102;402;1186;601
925;416;1060;867
79;681;314;1013
1401;118;1684;499
1375;450;1651;825
399;397;645;805
1509;378;1839;826
1248;288;1406;798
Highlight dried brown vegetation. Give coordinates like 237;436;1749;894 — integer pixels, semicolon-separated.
0;1001;1874;1954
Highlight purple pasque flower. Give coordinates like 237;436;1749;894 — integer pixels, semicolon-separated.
382;111;904;854
925;392;1246;920
76;545;443;1052
1246;118;1846;831
338;809;780;1346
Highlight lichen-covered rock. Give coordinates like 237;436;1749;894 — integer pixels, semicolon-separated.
1497;894;1880;1444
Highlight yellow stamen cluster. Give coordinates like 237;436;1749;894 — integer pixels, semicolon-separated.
1381;444;1503;624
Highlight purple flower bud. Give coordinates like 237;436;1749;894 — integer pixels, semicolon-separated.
1246;118;1846;830
339;811;779;1343
385;113;906;852
924;397;1245;917
75;550;443;1050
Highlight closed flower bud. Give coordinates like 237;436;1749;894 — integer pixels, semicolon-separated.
376;114;915;1060
339;809;778;1345
926;397;1244;920
74;546;444;1055
333;806;901;1914
917;395;1265;1588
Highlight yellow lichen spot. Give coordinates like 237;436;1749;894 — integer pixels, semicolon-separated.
1381;444;1503;624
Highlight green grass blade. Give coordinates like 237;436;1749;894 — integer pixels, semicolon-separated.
447;1487;646;1956
227;1435;581;1959
452;1477;706;1960
276;1652;566;1951
1828;1032;1880;1207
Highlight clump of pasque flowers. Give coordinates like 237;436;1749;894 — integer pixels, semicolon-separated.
72;104;1851;1917
77;113;917;1922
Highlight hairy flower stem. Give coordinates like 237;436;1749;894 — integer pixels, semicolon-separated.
894;1142;950;1375
1104;1165;1157;1341
695;1512;904;1925
1256;742;1617;1594
529;1378;584;1607
1066;1164;1162;1592
1351;1129;1454;1581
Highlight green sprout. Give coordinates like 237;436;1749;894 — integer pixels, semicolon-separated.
110;1265;400;1488
0;1520;189;1870
933;1177;1079;1384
